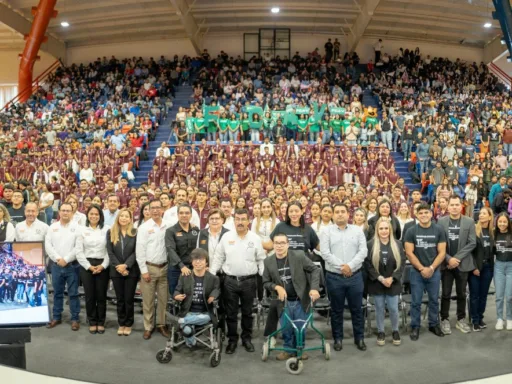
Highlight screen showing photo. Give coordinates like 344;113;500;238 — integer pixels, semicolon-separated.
0;242;50;327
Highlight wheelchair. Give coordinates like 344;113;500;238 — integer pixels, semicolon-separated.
156;300;223;368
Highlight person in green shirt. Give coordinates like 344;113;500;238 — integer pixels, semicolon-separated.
330;115;343;143
263;111;274;141
228;113;240;142
185;113;195;143
251;113;263;143
297;114;308;142
217;112;229;143
241;112;250;142
308;113;320;142
207;114;218;142
322;115;332;145
194;111;206;141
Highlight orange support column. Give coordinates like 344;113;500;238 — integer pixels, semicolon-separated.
18;0;58;103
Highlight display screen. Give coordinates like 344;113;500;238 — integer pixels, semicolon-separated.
0;242;50;327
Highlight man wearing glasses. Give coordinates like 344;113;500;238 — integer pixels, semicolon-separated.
210;209;265;354
136;200;171;340
165;204;200;296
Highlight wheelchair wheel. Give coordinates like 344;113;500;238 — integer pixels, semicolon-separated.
210;351;221;368
156;349;172;364
261;343;269;362
285;358;304;375
324;343;331;360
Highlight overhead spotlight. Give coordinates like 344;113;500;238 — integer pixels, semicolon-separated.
61;21;70;27
271;7;280;13
484;22;492;28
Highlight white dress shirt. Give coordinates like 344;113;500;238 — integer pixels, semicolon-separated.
210;230;266;277
251;217;280;242
15;219;49;241
156;147;171;158
45;220;81;263
136;218;170;274
72;211;87;226
79;168;94;182
0;220;15;242
75;225;110;270
163;206;200;228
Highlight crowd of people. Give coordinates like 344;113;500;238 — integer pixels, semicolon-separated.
0;42;512;360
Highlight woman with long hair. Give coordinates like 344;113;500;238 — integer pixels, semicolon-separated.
469;207;494;331
365;197;378;220
135;202;151;228
251;198;279;243
66;194;87;226
353;208;369;239
106;208;138;336
75;205;110;334
0;204;15;241
367;199;402;240
39;183;55;225
493;212;512;331
312;204;333;235
396;202;414;237
364;218;405;346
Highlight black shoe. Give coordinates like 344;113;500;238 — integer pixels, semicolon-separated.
334;340;343;351
355;340;367;351
410;328;419;341
392;331;401;345
242;340;255;352
479;320;487;329
377;332;385;346
472;324;482;332
429;325;445;337
225;343;237;354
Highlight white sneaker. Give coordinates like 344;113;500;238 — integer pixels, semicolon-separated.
441;319;452;335
456;319;471;334
496;319;504;331
507;320;512;331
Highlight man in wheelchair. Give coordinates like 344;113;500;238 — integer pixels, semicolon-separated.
174;248;220;347
262;233;321;360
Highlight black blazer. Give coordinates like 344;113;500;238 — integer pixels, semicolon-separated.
106;229;139;278
197;226;230;258
472;231;494;271
364;239;406;296
368;215;402;241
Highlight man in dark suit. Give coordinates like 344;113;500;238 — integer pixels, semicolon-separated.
174;248;220;347
262;233;321;361
437;195;476;335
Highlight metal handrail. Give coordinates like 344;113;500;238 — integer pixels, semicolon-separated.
1;58;63;111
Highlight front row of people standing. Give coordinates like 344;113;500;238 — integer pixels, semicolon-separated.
41;196;512;352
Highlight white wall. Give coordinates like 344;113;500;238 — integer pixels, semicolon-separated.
0;50;57;84
65;33;484;66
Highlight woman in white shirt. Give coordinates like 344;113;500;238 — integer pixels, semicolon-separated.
39;183;54;225
0;204;15;242
251;198;279;245
76;205;110;334
66;195;86;226
311;204;333;236
396;202;414;238
134;202;151;229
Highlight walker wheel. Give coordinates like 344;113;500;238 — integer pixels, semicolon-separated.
286;357;304;375
261;343;269;362
156;349;172;364
324;343;331;360
210;351;221;367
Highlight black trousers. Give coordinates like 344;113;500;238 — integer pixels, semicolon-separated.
80;259;109;326
440;268;469;321
111;275;139;327
224;276;256;343
242;129;250;142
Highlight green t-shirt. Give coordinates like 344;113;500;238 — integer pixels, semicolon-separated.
341;119;351;133
218;118;229;132
250;119;263;130
195;117;206;133
350;116;362;128
308;116;320;132
185;117;195;134
297;119;308;132
228;120;239;132
366;116;379;128
322;120;330;131
207;119;218;133
330;119;342;133
241;119;250;131
263;117;273;130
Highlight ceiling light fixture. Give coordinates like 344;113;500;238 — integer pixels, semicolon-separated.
271;7;280;13
484;22;492;28
61;21;70;27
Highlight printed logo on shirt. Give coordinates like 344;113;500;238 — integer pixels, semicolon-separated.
200;240;207;244
148;229;155;234
248;242;254;248
192;230;198;236
228;240;235;245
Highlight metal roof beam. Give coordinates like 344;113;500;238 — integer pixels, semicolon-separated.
348;0;382;51
170;0;201;55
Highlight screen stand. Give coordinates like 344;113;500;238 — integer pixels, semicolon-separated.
0;327;31;369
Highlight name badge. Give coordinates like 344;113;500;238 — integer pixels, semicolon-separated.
148;229;155;234
200;240;207;245
53;229;59;232
176;232;183;237
228;240;235;245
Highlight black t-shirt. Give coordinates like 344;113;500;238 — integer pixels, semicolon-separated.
482;228;491;262
447;218;461;256
189;275;207;313
270;222;319;252
277;256;298;300
404;223;447;267
8;205;25;225
495;232;512;262
380;242;391;266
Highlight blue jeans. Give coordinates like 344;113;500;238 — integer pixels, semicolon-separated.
393;132;400;152
168;266;182;296
207;132;216;141
494;260;512;320
403;139;413;160
468;262;493;324
332;131;341;144
326;271;364;342
505;143;512;156
381;130;392;150
373;294;399;332
51;263;80;321
280;300;308;349
309;131;319;142
179;312;211;346
219;131;228;143
251;129;260;142
322;130;331;145
409;268;441;328
16;283;25;302
418;159;429;175
228;130;238;142
45;206;53;225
